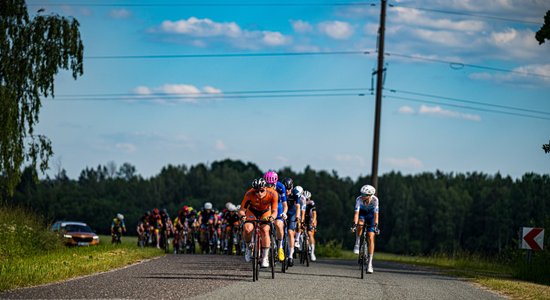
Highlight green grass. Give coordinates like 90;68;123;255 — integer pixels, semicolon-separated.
0;205;164;292
324;248;550;300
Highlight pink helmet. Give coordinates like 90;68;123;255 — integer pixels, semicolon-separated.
263;170;278;185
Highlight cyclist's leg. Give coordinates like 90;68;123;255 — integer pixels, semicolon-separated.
354;218;365;253
308;227;316;261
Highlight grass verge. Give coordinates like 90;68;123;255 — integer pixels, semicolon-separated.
358;251;549;300
0;235;163;292
0;204;164;292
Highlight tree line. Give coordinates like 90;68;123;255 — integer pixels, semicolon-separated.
5;158;549;255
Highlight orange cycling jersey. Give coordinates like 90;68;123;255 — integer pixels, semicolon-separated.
240;188;278;218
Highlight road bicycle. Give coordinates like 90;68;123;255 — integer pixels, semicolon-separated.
355;224;378;279
280;220;289;273
244;219;275;282
298;222;310;267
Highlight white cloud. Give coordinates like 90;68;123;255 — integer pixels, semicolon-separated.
392;7;485;32
158;17;290;49
469;64;550;86
215;140;227;151
262;31;290;46
203;86;222;94
318;21;354;40
291;20;313;33
109;9;131;19
161;17;241;38
335;154;366;166
419;105;481;121
134;86;152;95
385;157;423;169
115;143;136;153
398;106;415;114
276;156;289;164
131;83;223;104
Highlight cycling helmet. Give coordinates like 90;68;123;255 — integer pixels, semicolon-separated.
292;186;304;196
183;205;188;212
153;208;159;214
117;213;124;220
161;208;167;214
282;177;294;190
204;202;213;210
263;170;278;185
225;202;233;210
303;190;311;199
360;184;376;196
228;204;238;212
252;178;267;189
145;210;151;215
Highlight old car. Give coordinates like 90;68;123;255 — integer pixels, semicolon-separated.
51;221;100;246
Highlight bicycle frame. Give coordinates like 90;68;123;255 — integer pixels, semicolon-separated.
356;224;370;279
244;219;274;282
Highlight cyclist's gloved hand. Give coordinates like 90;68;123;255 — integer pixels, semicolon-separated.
350;223;357;232
374;223;380;235
281;213;287;220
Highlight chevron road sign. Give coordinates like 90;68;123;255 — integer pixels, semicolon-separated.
521;227;544;251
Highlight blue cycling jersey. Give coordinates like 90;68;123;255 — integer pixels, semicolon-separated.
355;195;379;226
275;181;287;219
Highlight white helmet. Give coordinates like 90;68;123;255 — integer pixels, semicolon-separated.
228;204;238;212
117;213;124;220
293;186;304;196
303;190;311;199
204;202;213;210
360;184;376;196
225;202;233;210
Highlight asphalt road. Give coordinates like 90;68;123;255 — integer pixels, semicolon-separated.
0;254;504;299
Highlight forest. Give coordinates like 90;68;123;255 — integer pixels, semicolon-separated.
5;158;549;256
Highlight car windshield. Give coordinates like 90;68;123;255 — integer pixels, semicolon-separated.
64;225;93;233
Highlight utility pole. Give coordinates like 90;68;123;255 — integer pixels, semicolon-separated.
371;0;387;190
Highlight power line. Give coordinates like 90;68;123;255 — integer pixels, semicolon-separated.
385;52;550;80
85;51;371;59
385;88;550;116
29;2;376;7
386;95;550;121
389;3;541;25
48;92;367;101
55;87;369;98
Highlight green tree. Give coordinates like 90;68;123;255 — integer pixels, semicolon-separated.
0;0;84;197
536;10;550;45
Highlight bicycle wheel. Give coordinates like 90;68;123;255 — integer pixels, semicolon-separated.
304;236;310;267
281;234;287;273
360;231;366;279
252;228;258;282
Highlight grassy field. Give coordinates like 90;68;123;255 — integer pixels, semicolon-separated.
317;243;550;300
0;205;164;292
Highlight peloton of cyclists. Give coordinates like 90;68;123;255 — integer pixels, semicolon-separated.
238;178;278;268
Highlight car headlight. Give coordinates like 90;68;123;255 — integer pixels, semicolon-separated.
93;236;99;240
63;234;72;238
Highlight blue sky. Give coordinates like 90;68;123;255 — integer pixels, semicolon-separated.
28;0;550;180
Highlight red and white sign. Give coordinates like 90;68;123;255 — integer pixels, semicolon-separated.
521;227;544;250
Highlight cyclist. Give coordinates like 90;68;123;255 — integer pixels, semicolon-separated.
149;208;163;248
198;202;218;253
294;185;307;251
264;170;288;262
351;184;379;274
111;213;126;244
238;178;278;268
285;182;303;266
222;203;241;253
302;191;317;261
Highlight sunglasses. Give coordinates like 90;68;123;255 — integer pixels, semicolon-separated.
361;194;371;197
256;188;266;193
